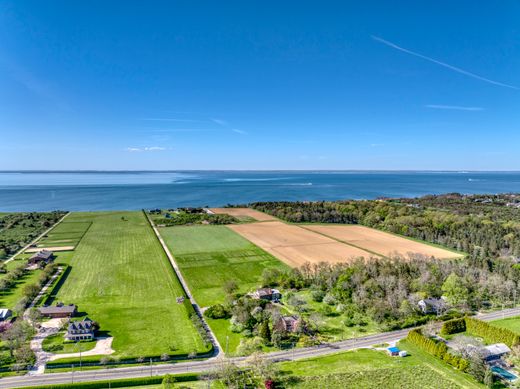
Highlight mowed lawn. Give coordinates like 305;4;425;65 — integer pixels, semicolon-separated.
490;315;520;333
159;225;287;355
37;219;92;248
280;340;483;388
54;211;209;360
159;225;287;307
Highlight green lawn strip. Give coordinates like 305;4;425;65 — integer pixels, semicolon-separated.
490;315;520;333
279;340;482;388
42;332;97;354
0;267;42;310
158;225;287;355
50;211;209;363
38;221;92;248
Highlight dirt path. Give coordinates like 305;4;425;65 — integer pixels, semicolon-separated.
24;266;64;321
28;319;64;375
144;211;222;357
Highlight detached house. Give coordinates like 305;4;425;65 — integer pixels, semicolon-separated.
66;317;95;341
28;250;54;265
251;288;282;302
418;297;447;315
274;316;301;333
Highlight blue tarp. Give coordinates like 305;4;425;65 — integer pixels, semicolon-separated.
387;347;400;353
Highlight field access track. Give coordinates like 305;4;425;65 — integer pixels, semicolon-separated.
303;224;463;259
228;221;376;267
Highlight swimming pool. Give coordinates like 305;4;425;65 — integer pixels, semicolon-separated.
491;366;518;381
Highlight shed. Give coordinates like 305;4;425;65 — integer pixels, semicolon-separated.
387;347;400;356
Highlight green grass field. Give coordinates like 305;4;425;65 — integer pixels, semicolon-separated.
279;340;483;388
51;211;210;361
159;225;287;307
42;332;97;354
158;225;287;355
37;218;92;248
491;314;520;333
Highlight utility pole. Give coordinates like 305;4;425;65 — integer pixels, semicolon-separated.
226;335;229;355
150;358;153;377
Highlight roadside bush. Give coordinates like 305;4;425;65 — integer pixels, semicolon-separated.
440;318;466;335
204;304;230;319
28;374;199;389
406;329;469;372
465;317;520;347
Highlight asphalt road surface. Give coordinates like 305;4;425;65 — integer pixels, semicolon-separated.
2;307;520;388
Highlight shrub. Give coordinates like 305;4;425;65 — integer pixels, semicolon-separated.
28;374;199;389
205;304;230;319
406;329;469;372
465;317;520;347
311;290;325;302
440;318;466;335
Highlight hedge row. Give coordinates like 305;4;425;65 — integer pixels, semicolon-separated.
29;373;199;389
407;329;469;372
40;265;71;306
440;318;466;335
465;317;520;347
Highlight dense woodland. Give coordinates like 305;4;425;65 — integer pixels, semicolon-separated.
251;193;520;260
0;212;66;258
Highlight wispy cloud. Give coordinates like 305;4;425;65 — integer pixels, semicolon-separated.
126;146;167;152
211;118;229;127
143;128;215;133
232;129;247;135
141;118;204;122
370;143;385;147
371;35;518;90
425;104;484;111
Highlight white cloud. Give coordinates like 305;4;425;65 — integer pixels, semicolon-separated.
372;35;518;90
141;118;204;122
211;118;229;126
232;129;247;135
126;146;167;152
425;104;484;111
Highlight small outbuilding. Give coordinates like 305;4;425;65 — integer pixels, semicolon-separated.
0;308;12;321
387;347;400;356
39;303;77;318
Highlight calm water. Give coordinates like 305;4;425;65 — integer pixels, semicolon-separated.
1;171;520;211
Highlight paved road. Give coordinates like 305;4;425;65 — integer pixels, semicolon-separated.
3;307;520;388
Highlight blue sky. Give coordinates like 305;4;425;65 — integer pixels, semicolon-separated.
1;1;519;170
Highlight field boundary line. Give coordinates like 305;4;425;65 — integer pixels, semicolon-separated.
5;212;71;264
298;225;384;258
143;211;222;357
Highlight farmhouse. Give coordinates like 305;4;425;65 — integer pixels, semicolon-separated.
39;303;77;318
483;343;511;362
274;316;301;333
66;317;95;341
251;288;282;302
418;297;447;315
29;249;54;265
0;308;12;321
